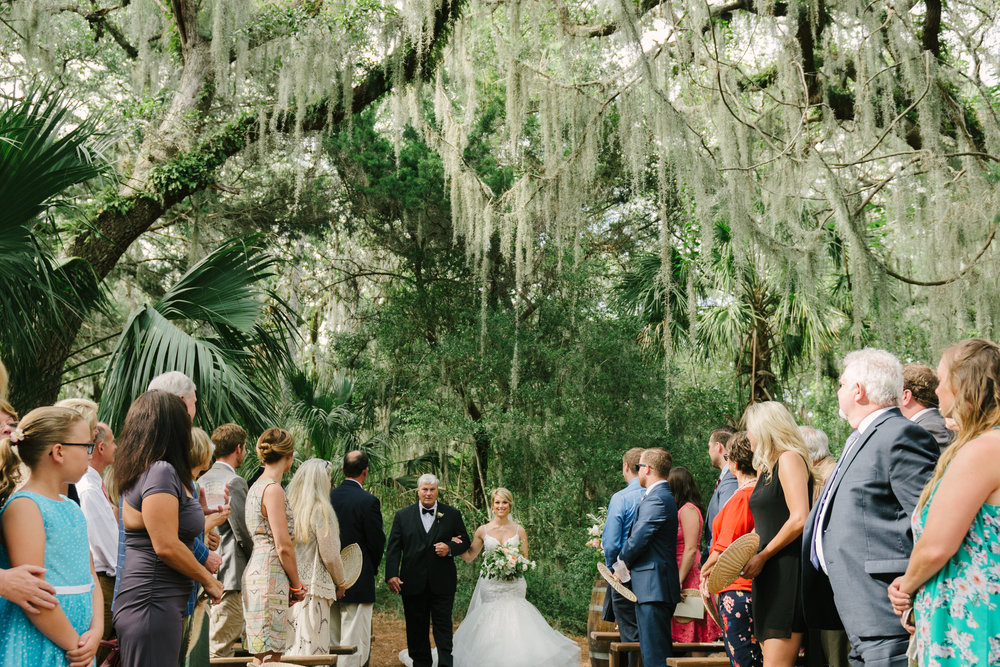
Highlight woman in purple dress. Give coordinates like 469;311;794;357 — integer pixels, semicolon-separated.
113;391;222;667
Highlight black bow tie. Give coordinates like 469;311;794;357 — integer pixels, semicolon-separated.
422;507;435;516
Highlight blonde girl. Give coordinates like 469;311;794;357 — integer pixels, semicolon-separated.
0;406;102;667
742;401;813;667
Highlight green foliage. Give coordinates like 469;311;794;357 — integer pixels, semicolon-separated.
0;88;111;410
99;237;297;432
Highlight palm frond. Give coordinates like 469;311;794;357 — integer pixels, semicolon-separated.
0;88;112;409
98;239;297;432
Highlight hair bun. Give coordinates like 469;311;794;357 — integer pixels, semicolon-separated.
256;427;295;463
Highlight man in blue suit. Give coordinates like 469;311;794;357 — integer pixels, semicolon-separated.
602;447;645;666
620;447;682;666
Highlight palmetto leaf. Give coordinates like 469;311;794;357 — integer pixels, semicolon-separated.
286;370;390;465
99;238;297;432
0;88;110;409
0;89;111;228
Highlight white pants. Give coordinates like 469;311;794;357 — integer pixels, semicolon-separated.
330;602;373;667
290;595;334;655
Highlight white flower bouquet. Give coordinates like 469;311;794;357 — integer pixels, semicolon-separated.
481;544;536;581
585;506;607;550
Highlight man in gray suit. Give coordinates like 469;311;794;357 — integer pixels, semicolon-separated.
200;423;254;658
702;426;737;562
803;349;939;667
901;363;953;452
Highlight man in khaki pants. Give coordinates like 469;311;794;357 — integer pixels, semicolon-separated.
201;423;253;657
330;451;385;666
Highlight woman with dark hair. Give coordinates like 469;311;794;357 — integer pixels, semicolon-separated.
112;391;223;667
888;339;1000;666
700;432;762;667
667;466;721;643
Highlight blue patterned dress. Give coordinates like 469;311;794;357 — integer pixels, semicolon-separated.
0;491;95;667
913;481;1000;666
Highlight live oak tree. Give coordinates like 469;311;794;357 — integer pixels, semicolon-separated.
2;0;999;402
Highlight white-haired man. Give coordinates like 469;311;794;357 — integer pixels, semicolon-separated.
803;348;939;667
76;422;119;664
147;370;197;418
385;473;470;667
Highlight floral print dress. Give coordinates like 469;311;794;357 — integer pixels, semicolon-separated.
242;478;295;655
913;480;1000;666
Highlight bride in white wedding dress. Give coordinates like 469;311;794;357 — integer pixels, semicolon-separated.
398;488;580;667
453;488;579;667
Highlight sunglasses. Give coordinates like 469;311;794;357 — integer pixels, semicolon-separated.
637;463;650;469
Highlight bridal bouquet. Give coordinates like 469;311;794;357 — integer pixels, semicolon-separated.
481;544;536;581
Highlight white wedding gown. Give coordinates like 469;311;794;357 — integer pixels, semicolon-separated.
398;533;580;667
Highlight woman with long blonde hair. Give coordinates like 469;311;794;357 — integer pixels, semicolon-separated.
286;458;347;655
742;401;813;667
888;339;1000;666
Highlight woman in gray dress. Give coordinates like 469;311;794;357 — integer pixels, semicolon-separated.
113;391;223;667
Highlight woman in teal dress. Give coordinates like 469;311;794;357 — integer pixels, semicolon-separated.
0;406;102;667
888;338;1000;666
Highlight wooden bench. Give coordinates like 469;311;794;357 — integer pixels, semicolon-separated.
209;646;357;666
666;654;807;666
597;636;724;667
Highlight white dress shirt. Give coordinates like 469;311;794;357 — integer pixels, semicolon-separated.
76;465;119;575
643;479;668;496
814;407;892;573
419;502;438;532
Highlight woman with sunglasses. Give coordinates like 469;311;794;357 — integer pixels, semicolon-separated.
0;406;103;667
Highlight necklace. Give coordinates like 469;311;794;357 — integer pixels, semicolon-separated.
736;477;756;490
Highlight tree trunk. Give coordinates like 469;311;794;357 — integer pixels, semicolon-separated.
31;0;469;403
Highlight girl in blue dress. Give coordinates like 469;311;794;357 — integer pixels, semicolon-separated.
0;406;102;667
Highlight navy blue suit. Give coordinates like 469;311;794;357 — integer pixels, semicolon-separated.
330;479;385;604
620;480;681;666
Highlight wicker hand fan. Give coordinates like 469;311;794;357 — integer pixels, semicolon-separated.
341;543;363;590
597;561;637;603
706;532;760;594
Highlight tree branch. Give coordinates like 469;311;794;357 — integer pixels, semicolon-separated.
882;228;996;287
69;0;468;280
52;2;138;58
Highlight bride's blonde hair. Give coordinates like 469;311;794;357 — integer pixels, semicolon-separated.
491;487;514;519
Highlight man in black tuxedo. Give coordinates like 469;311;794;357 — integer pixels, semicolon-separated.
386;473;470;667
329;450;385;667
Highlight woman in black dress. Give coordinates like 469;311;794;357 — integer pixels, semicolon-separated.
742;401;813;667
113;391;223;667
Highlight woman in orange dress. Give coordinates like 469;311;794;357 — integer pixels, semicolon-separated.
700;432;762;667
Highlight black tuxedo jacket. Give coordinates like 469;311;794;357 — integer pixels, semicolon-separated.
385;502;470;596
330;479;385;604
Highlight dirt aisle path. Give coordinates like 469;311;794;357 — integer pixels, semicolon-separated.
367;611;590;667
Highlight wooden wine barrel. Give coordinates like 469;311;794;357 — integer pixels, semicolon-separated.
587;575;617;667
